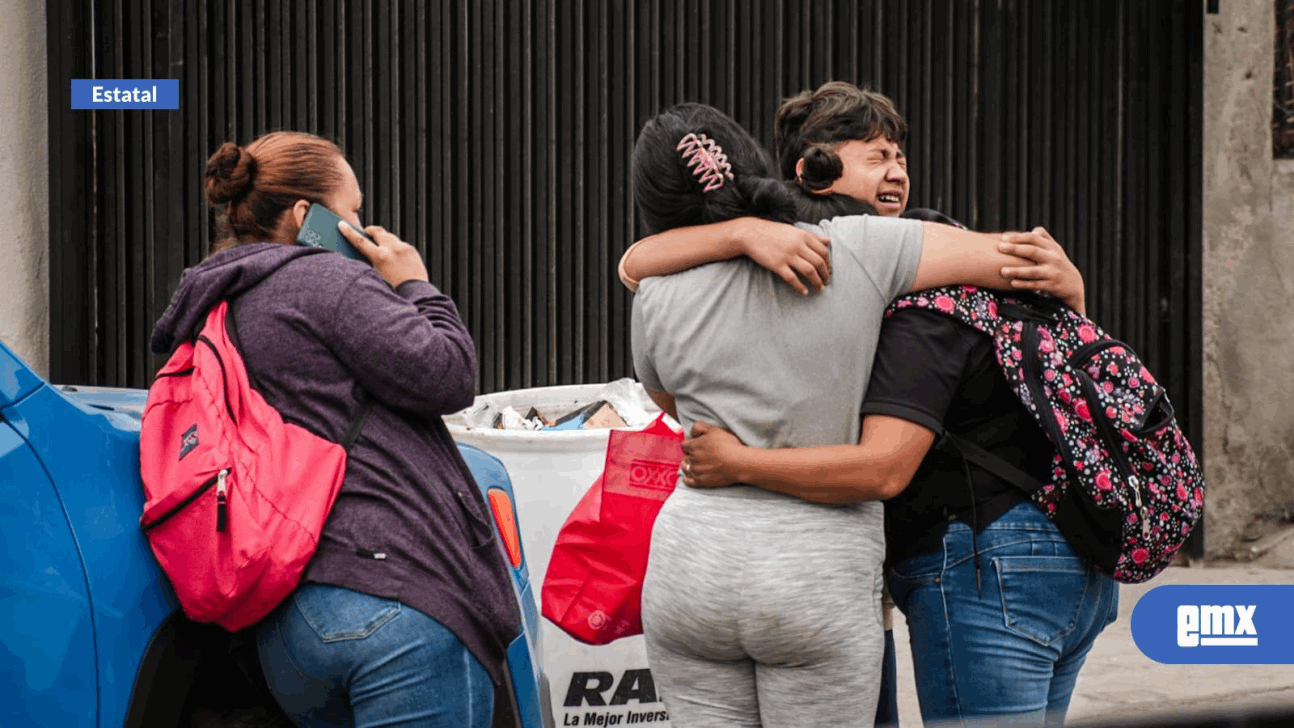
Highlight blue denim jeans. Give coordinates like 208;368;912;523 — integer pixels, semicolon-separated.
887;501;1119;727
256;583;494;728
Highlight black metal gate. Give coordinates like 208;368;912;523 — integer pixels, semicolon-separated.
47;0;1203;451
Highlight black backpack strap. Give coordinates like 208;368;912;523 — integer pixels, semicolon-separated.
936;431;1050;496
226;295;374;450
340;397;374;451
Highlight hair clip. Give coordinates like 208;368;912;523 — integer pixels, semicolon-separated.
676;133;735;193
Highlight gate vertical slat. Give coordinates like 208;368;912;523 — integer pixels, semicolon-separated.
1122;1;1147;351
1002;0;1022;230
981;0;1003;234
266;0;281;131
183;0;207;302
605;0;629;384
133;0;153;384
518;0;535;388
1076;6;1096;328
542;0;557;385
553;0;573;384
149;0;183;380
591;0;609;383
1148;3;1169;374
102;0;125;385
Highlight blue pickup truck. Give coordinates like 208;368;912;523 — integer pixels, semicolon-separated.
0;339;547;727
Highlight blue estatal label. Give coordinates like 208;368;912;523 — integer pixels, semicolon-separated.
71;79;179;110
1131;585;1294;664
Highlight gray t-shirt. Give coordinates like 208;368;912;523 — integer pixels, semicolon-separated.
631;214;924;457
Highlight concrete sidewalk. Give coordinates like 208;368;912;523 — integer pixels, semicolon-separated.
888;534;1294;727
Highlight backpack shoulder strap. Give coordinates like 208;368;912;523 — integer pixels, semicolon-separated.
936;430;1050;496
189;303;225;344
340;398;374;451
888;286;1007;339
224;295;374;451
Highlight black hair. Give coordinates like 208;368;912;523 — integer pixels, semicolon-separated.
631;103;800;235
774;81;908;182
795;144;845;193
785;182;877;222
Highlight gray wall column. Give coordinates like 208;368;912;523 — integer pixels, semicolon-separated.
0;0;50;374
1202;0;1294;556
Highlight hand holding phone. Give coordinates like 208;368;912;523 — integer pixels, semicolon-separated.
336;220;431;288
296;203;373;263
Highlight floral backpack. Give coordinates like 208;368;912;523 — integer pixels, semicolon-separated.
888;286;1204;583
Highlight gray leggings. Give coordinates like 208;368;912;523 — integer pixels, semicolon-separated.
641;487;886;728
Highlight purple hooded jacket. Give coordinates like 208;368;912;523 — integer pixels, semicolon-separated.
151;242;521;682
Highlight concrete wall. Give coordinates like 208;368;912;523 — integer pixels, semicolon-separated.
0;0;49;376
1202;0;1294;556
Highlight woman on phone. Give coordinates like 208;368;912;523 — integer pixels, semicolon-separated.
150;131;518;727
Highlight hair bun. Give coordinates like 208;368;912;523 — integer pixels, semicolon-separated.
798;145;843;193
203;141;257;206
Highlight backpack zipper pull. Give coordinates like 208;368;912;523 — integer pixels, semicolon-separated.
216;469;229;533
1128;474;1150;537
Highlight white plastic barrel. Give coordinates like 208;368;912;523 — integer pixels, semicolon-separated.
445;384;673;728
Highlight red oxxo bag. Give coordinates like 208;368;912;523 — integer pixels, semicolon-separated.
139;301;370;631
542;413;683;645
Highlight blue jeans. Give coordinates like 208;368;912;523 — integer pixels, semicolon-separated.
256;583;494;728
886;502;1119;727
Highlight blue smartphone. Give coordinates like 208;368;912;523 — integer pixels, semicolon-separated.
296;203;373;263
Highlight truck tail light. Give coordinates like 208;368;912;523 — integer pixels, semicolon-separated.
487;487;523;569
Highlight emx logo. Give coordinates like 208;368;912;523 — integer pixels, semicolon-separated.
1177;605;1257;647
1132;585;1293;664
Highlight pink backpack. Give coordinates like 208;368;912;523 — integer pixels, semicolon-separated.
139;301;370;631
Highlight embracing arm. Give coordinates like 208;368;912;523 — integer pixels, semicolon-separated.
681;416;936;504
620;216;1086;314
618;218;832;296
681;307;974;503
912;223;1085;314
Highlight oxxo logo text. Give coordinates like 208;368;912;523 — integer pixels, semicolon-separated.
1131;585;1294;664
628;459;677;492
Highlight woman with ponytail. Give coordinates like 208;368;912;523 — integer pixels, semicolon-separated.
628;103;1086;727
152;131;519;727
